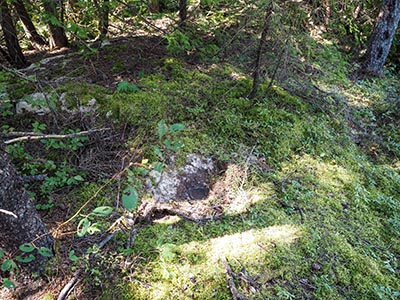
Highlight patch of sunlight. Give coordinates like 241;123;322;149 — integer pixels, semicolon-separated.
283;154;356;189
342;89;373;108
225;183;274;215
153;215;182;225
140;225;301;299
181;225;300;265
230;71;247;81
208;225;299;262
149;282;173;300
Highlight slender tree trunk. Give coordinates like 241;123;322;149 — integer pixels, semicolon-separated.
360;0;400;76
179;0;187;24
13;0;48;50
98;0;109;38
149;0;160;13
0;0;29;68
0;144;54;271
248;0;273;100
42;0;68;49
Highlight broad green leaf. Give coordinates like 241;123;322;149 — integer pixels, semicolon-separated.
73;175;84;181
164;139;172;149
153;146;162;158
122;187;139;211
38;247;53;257
77;218;90;237
91;206;113;217
3;278;16;289
87;224;101;235
169;123;185;133
157;120;168;138
172;140;184;151
1;259;17;272
69;250;80;262
19;243;34;253
153;161;164;173
16;254;35;263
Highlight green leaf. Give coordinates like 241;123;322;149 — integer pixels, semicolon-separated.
172;140;184;151
1;259;17;272
91;206;113;217
16;254;35;263
19;243;34;253
77;218;90;237
73;175;84;181
153;161;164;173
87;224;101;235
122;187;139;211
38;247;53;257
157;120;168;138
153;146;162;158
0;248;4;259
117;81;139;93
3;278;16;289
69;250;80;262
169;123;185;133
164;139;172;149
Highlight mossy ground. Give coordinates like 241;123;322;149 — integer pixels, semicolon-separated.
1;10;400;300
48;45;399;299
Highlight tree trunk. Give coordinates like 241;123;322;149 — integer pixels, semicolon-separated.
179;0;187;24
248;0;273;100
360;0;400;76
13;0;48;50
98;0;109;38
0;0;29;68
42;0;68;49
0;144;54;270
149;0;160;13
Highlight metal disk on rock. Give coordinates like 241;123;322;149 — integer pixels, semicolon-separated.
187;185;209;200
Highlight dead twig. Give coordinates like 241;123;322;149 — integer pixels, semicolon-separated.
224;258;249;300
57;230;121;300
3;128;110;145
277;199;305;223
0;208;18;218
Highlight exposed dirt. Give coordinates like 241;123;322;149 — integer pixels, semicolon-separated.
22;35;168;89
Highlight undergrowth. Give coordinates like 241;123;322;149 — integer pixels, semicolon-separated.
51;45;399;299
1;11;399;300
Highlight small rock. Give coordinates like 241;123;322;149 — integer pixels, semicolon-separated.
312;262;322;271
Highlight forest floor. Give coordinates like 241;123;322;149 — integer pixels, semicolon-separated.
1;13;400;300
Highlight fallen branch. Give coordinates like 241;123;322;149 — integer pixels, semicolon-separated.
57;230;121;300
224;259;249;300
3;128;110;145
0;208;18;219
277;199;305;223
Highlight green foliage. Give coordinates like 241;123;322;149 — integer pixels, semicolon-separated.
121;187;139;211
76;206;113;237
116;81;139;93
165;30;196;56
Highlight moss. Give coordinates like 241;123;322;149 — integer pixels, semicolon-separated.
57;82;111;109
51;47;399;300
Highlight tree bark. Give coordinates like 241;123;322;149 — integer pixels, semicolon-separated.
360;0;400;76
98;0;109;38
13;0;48;50
0;0;29;68
149;0;160;13
42;0;68;49
248;0;273;100
0;144;53;271
179;0;187;24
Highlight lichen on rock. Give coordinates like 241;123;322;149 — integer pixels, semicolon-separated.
146;154;214;202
